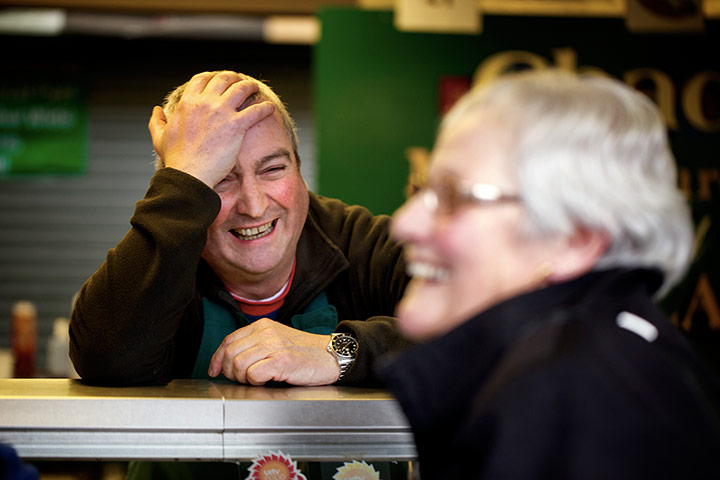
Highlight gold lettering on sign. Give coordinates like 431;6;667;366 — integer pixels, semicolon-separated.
473;50;549;87
682;72;720;132
404;146;431;198
624;68;679;130
552;47;576;72
676;167;720;202
678;167;692;197
553;48;608;77
692;215;712;261
471;48;719;133
697;168;720;202
681;274;720;332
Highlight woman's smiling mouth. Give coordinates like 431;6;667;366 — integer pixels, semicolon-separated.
230;219;277;241
407;262;450;282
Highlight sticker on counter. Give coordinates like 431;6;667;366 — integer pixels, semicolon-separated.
245;451;307;480
333;460;381;480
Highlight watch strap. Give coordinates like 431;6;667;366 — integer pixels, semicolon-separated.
328;333;357;381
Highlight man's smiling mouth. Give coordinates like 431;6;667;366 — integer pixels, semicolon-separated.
230;220;276;241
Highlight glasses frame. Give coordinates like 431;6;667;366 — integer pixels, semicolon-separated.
418;175;521;216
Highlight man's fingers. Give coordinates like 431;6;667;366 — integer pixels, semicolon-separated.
208;336;243;378
147;106;167;156
237;100;275;128
184;71;222;96
203;71;242;96
246;358;278;386
223;80;260;110
210;331;265;379
226;342;273;383
208;322;262;376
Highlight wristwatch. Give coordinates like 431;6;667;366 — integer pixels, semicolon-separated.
327;333;358;381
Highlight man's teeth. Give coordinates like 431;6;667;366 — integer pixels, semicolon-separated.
407;263;450;282
233;221;274;240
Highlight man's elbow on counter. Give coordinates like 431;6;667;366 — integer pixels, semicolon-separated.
68;339;168;387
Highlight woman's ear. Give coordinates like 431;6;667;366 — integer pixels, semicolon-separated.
547;228;610;283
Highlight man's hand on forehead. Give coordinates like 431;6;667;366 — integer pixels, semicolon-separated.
148;71;276;188
187;71;250;108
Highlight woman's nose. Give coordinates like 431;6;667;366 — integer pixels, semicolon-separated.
391;192;435;244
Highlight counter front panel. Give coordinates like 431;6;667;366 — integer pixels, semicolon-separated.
0;379;416;462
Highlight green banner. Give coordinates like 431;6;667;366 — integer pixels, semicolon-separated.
315;8;720;374
0;76;87;175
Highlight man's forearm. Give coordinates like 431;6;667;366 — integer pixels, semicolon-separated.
69;169;220;384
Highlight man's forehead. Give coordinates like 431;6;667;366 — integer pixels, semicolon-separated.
248;110;288;136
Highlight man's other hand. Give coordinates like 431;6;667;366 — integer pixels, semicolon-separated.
208;319;342;386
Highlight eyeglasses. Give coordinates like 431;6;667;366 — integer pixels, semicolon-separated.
416;175;521;216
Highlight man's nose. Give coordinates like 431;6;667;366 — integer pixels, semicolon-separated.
236;179;269;218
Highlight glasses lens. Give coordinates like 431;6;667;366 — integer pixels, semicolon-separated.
421;188;438;212
421;175;518;216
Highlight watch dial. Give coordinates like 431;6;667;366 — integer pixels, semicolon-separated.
334;336;358;356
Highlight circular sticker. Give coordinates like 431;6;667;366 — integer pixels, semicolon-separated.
333;460;381;480
245;451;307;480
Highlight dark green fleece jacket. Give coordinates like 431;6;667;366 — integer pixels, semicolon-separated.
70;168;410;386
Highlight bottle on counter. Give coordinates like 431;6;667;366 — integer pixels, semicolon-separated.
46;317;75;377
11;300;37;378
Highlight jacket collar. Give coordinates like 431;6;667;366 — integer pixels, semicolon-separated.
280;193;350;319
380;268;662;432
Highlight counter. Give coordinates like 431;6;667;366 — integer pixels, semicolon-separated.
0;379;416;462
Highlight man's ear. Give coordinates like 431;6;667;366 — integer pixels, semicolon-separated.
547;228;610;283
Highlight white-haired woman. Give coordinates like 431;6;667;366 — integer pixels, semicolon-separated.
382;70;720;479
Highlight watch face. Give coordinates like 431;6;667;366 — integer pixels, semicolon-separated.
333;335;358;357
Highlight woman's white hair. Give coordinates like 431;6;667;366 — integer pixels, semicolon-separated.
442;69;694;297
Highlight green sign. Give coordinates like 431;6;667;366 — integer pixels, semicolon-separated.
0;77;87;175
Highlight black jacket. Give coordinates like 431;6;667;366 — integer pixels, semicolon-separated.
381;268;720;480
70;168;410;386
